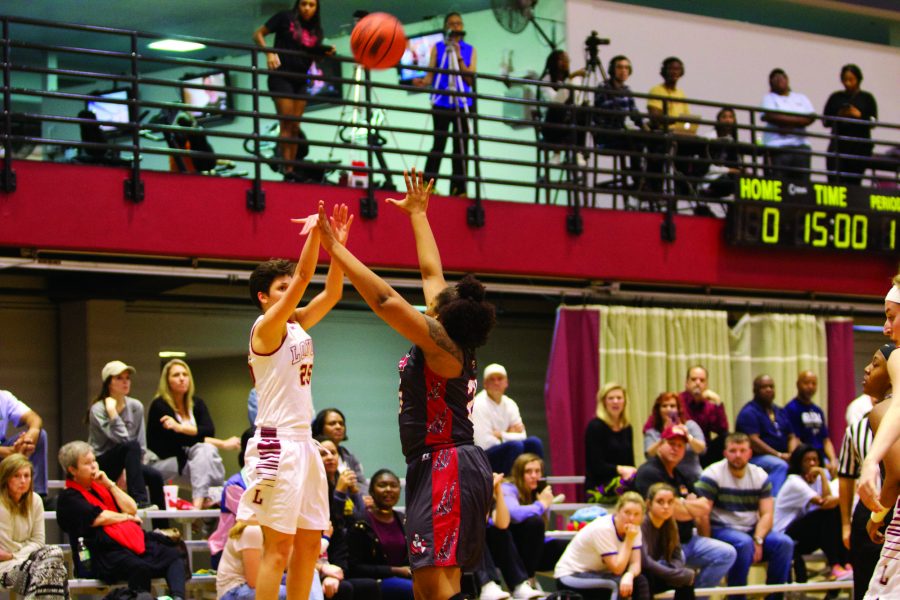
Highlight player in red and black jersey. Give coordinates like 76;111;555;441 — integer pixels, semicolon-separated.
315;168;496;600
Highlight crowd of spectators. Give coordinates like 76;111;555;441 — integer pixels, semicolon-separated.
538;53;882;200
0;354;879;600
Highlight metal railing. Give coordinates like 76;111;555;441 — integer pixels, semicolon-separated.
1;15;898;234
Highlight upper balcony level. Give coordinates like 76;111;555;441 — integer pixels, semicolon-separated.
1;11;898;302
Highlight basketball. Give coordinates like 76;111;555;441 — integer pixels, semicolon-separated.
350;12;407;70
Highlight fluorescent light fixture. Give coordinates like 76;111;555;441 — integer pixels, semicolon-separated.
148;39;206;52
159;351;187;358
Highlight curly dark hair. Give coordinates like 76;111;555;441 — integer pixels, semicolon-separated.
434;274;496;350
787;443;819;476
249;259;294;309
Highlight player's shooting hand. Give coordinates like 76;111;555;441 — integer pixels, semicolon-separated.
328;203;353;246
386;168;434;216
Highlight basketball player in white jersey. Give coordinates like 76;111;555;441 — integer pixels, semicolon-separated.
238;203;353;600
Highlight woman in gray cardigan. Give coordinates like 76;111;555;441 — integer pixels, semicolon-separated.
640;482;695;600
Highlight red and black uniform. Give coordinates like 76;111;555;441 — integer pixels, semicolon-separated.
398;346;492;571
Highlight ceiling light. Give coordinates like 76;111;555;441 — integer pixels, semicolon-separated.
148;39;206;52
159;351;187;358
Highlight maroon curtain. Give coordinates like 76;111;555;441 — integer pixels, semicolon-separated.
544;307;600;503
826;320;855;450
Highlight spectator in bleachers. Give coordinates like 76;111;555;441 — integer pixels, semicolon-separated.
494;453;567;598
633;425;735;590
584;382;636;503
640;482;695;600
312;408;365;484
773;444;850;583
784;370;838;477
695;433;793;598
88;360;164;510
680;366;728;469
0;389;48;496
56;440;187;599
761;68;815;183
247;388;257;426
347;469;413;600
312;442;380;600
209;427;255;570
147;359;233;509
593;55;645;188
473;363;544;476
0;453;67;600
735;374;797;495
554;491;650;599
700;107;743;200
838;344;892;600
474;472;517;600
217;520;318;600
823;64;878;186
539;49;586;167
316;437;367;524
643;392;706;479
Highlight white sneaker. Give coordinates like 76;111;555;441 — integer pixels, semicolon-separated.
479;581;510;600
512;581;545;599
549;151;561;166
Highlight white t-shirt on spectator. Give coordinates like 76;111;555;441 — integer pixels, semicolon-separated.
761;91;814;147
554;514;642;578
773;474;822;534
216;524;263;598
472;391;527;450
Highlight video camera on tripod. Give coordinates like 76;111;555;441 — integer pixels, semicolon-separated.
584;30;610;69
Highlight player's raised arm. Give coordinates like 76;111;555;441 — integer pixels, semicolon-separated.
295;203;353;330
251;218;320;355
386;168;446;306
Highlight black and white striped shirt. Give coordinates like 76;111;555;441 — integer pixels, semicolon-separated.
838;414;873;480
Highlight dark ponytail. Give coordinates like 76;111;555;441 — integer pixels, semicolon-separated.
435;274;496;350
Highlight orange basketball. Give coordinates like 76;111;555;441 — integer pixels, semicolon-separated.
350;12;407;70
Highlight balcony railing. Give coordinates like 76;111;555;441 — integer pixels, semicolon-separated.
1;15;898;235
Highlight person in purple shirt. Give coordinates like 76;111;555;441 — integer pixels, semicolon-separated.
784;370;838;478
680;366;728;468
735;374;798;495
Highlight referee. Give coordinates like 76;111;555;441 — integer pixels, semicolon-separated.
838;343;894;599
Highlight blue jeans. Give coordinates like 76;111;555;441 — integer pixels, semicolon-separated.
221;581;322;600
485;437;544;475
682;534;737;588
711;526;794;600
2;429;47;495
380;576;414;600
749;454;788;496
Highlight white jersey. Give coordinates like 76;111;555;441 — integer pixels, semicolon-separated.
866;495;900;599
248;315;314;431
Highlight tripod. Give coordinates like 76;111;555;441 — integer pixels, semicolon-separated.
330;62;397;190
426;36;478;198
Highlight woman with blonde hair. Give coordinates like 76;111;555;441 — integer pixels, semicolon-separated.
584;383;636;503
555;491;649;599
0;453;68;600
147;359;236;508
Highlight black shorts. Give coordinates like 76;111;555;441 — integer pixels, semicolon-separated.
268;71;309;98
404;444;492;571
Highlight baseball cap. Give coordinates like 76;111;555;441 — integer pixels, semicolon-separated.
483;363;507;379
661;425;688;441
101;360;136;381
